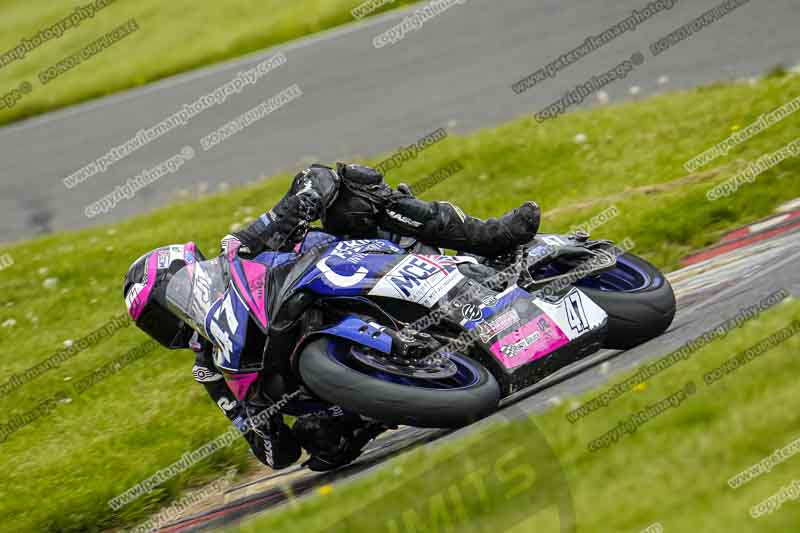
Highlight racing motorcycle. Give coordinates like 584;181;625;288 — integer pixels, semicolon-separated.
165;230;675;428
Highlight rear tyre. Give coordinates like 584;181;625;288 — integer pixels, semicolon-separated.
298;337;500;428
579;253;675;350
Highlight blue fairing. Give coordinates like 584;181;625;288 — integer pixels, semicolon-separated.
294;238;405;297
252;250;297;269
204;284;252;371
459;286;530;330
299;231;338;252
318;316;393;354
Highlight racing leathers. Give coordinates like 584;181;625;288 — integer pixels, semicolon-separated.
227;162;541;257
190;334;301;469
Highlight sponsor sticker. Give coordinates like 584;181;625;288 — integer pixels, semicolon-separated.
532;288;607;341
315;239;403;289
481;294;498;307
461;303;483;322
157;250;170;269
500;331;540;357
369;254;464;307
316;240;373;288
476;308;521;343
490;315;570;370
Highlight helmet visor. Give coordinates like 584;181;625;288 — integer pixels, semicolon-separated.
165;258;227;341
136;300;192;349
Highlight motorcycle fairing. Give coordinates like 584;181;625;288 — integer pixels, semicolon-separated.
226;250;298;333
285;237;478;313
368;254;470;308
456;285;608;394
315;316;393;355
206;232;611;393
295;239;404;297
228;258;269;331
532;288;607;341
460;286;607;372
205;283;253;372
458;286;530;330
489;313;570;370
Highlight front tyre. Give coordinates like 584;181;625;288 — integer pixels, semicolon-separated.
577;252;676;350
298;338;500;428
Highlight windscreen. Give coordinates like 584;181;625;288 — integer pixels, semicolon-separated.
165;258;228;338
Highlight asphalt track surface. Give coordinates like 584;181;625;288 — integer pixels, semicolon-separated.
2;0;799;240
161;227;800;532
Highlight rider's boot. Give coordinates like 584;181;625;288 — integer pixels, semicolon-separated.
293;412;389;472
382;194;541;257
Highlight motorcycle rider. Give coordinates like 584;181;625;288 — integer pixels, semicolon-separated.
123;162;540;471
225;162;539;257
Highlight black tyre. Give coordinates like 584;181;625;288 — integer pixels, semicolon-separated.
578;252;675;350
298;337;500;428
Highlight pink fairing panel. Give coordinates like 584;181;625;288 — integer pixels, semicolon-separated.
490;315;570;370
230;259;269;329
224;372;260;401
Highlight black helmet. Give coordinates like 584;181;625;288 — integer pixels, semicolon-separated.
123;243;203;349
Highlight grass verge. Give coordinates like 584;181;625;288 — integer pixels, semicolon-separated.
0;72;799;531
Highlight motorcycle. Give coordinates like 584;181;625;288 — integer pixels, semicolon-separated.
164;230;675;428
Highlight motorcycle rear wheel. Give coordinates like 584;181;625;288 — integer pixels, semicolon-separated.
578;252;676;350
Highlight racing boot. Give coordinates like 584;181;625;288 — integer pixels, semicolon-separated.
293;412;389;472
382;192;541;257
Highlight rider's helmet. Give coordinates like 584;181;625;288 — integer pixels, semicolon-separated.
123;243;203;349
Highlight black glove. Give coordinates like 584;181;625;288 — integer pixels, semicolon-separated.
336;163;383;185
230;164;336;254
274;189;323;222
231;197;314;254
396;183;415;197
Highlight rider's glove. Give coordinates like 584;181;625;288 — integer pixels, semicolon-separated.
220;234;249;258
230;201;313;255
273;189;323;223
396;183;415;198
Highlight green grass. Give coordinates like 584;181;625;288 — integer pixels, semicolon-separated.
1;73;800;532
0;0;417;126
231;300;800;533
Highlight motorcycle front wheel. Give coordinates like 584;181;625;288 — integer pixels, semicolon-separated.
298;337;500;428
